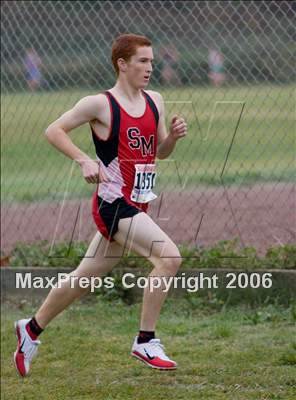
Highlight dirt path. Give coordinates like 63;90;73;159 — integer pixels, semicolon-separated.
2;183;295;255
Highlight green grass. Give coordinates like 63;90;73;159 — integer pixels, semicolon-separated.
1;299;296;399
1;84;295;203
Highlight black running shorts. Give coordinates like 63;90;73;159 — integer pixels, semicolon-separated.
92;194;142;241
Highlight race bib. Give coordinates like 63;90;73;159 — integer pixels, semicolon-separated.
131;164;157;203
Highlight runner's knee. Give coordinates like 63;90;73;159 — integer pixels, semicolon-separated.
153;246;182;275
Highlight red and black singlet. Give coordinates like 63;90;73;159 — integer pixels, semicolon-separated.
91;90;159;212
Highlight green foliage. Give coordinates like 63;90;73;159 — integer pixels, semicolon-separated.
265;245;296;269
185;240;258;269
180;239;295;270
291;304;296;322
9;239;296;270
279;343;296;366
95;271;136;305
212;323;235;339
10;240;88;268
243;304;296;326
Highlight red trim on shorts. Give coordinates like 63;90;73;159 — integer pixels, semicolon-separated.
92;190;113;242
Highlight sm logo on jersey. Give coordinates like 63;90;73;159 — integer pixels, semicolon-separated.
127;127;155;156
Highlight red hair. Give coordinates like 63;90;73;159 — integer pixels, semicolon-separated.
111;34;152;75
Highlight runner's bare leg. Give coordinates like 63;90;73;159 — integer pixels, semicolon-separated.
35;232;122;328
114;212;182;331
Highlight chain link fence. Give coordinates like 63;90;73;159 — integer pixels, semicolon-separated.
1;1;295;256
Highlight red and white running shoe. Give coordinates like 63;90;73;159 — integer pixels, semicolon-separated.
131;337;177;370
14;319;41;377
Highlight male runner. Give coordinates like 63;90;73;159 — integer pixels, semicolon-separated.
14;34;187;376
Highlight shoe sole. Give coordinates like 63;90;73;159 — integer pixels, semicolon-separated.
131;352;177;370
13;321;26;378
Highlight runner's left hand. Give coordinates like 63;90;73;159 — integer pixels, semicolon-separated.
169;115;187;140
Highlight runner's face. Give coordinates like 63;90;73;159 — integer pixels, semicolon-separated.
125;46;154;88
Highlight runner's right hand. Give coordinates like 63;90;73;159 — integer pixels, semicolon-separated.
79;159;110;184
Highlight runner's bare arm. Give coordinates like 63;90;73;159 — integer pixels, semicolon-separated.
148;91;187;159
45;95;109;183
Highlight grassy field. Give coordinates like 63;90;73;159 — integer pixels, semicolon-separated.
1;84;295;203
1;298;296;400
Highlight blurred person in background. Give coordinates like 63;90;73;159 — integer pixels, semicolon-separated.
160;44;180;85
208;48;225;87
24;47;42;91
